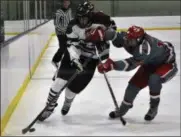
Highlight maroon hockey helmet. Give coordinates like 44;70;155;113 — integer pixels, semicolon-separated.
123;26;145;47
127;25;145;39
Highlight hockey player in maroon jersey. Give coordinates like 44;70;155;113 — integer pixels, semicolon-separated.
85;1;117;30
97;25;178;121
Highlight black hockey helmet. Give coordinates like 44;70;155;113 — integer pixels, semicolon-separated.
76;3;91;17
76;3;92;28
83;1;94;12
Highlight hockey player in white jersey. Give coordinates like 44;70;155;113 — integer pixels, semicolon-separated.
38;2;116;121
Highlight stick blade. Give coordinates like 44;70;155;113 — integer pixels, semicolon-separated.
22;128;29;134
120;117;127;126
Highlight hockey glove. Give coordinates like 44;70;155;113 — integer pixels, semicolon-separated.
85;27;105;43
97;58;115;73
67;46;83;72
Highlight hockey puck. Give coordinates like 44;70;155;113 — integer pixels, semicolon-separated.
29;128;35;132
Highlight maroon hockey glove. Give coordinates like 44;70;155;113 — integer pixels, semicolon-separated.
85;27;105;42
97;58;115;73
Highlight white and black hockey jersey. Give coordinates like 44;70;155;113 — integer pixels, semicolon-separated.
66;12;115;60
66;20;109;59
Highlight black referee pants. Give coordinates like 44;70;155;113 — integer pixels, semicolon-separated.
52;34;67;63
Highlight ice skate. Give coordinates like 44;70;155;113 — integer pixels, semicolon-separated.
38;103;58;121
109;101;133;119
61;97;74;115
144;98;160;121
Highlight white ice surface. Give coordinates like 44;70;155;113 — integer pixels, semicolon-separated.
3;30;180;136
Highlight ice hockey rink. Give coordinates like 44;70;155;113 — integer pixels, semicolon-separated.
2;24;181;135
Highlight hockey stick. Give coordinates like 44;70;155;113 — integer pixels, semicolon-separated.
22;54;94;134
94;46;126;125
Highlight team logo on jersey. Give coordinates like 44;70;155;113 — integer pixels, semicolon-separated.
139;40;151;55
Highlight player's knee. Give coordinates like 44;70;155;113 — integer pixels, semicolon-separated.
148;74;162;94
123;83;141;104
162;66;178;83
51;78;67;92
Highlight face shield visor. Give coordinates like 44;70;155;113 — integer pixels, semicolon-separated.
78;16;89;28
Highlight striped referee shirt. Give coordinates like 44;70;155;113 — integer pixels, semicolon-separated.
54;8;72;35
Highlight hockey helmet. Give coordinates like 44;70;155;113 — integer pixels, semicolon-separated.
127;26;145;39
83;1;94;12
124;25;145;47
76;3;92;28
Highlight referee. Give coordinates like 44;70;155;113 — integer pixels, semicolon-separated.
52;0;72;68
